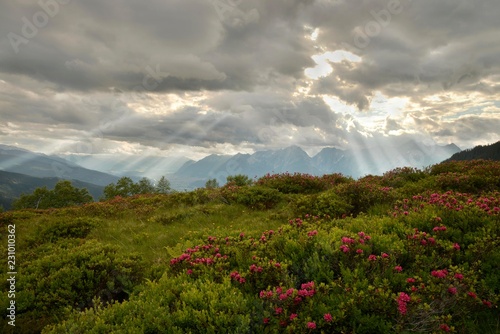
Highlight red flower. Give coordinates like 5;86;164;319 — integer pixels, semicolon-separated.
440;324;450;332
483;300;493;308
431;269;448;278
324;313;333;322
356;249;364;254
275;307;283;315
397;292;411;315
290;313;298;320
394;266;403;272
381;252;389;259
406;277;416;283
448;287;457;295
453;243;460;250
368;254;377;261
307;322;316;329
454;273;464;280
467;291;477;299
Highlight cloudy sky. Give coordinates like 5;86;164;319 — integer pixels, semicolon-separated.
1;0;499;160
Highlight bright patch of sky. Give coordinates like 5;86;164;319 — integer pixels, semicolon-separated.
305;50;361;79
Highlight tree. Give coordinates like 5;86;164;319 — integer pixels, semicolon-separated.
226;174;253;187
136;177;156;194
156;176;171;194
205;178;219;189
12;181;93;210
103;176;162;200
103;177;136;199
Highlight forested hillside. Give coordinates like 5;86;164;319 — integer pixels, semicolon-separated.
445;141;500;162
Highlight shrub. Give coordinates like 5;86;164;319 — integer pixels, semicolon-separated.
334;179;397;215
256;172;329;194
234;186;284;210
33;217;101;244
293;190;353;218
0;240;146;333
43;276;252;334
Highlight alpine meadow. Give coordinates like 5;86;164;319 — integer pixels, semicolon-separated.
1;159;499;333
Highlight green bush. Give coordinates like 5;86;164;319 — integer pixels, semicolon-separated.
334;179;397;215
234;186;284;210
43;276;252;334
293;190;353;218
256;172;330;194
34;217;101;244
0;240;146;333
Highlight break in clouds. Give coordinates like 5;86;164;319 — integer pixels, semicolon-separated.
0;0;499;158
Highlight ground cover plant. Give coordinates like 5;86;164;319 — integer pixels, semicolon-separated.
1;160;499;333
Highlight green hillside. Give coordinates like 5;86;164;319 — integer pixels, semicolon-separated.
1;160;499;333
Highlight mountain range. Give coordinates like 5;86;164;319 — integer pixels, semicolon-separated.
0;140;466;208
0;144;119;186
175;141;461;188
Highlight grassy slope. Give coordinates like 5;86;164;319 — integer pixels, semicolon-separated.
0;160;499;333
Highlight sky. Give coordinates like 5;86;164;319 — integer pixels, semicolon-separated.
1;0;499;161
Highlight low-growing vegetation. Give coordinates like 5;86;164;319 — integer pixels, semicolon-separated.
1;160;499;333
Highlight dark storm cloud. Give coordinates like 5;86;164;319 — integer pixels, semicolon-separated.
0;0;317;93
0;0;499;155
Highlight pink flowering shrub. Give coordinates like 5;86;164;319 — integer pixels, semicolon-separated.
36;160;499;334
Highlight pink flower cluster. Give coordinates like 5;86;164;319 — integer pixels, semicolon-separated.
260;282;318;328
339;232;371;254
230;271;246;284
259;282;316;302
432;225;447;232
249;264;263;273
289;217;304;227
393;191;500;217
407;228;436;246
397;292;411;315
307;230;318;237
431;269;448;279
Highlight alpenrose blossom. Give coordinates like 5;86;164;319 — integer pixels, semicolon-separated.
482;300;493;308
431;269;448;278
467;291;477;298
397;292;411;315
394;266;403;272
324;313;333;322
440;323;451;332
307;322;317;329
